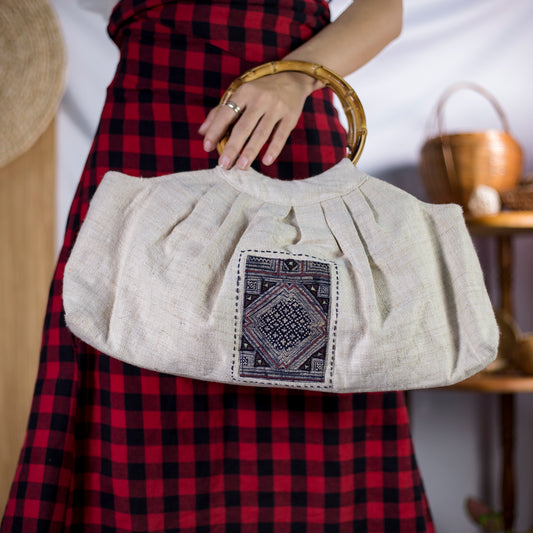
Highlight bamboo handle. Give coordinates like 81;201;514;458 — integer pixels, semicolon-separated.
216;60;367;165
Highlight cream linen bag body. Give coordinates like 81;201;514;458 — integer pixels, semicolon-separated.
63;62;498;393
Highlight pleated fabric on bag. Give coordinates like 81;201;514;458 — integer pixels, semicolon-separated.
64;159;497;393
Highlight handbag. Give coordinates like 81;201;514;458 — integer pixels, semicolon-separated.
63;61;498;393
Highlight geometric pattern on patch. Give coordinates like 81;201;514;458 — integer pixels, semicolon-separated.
246;276;262;295
239;255;331;384
244;283;327;369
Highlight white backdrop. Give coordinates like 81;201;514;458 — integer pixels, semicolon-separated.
51;0;533;531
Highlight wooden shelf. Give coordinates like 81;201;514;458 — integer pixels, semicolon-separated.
453;212;533;391
438;208;533;530
466;211;533;235
447;372;533;393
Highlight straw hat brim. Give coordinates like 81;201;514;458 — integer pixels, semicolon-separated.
0;0;66;168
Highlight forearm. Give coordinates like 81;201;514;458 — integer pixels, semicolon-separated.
283;0;403;91
200;0;402;168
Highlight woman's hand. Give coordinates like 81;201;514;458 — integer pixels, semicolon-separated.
198;71;318;170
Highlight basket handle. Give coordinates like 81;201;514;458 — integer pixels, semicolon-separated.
216;60;367;165
431;81;511;136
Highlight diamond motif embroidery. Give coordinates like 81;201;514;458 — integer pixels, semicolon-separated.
239;255;332;384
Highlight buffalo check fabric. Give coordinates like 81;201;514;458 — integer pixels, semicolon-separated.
1;0;435;531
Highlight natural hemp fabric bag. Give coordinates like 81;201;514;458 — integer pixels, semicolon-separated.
63;61;498;393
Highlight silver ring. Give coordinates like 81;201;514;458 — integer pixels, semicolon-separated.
224;100;242;115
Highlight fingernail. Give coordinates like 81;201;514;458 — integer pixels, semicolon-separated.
236;156;249;170
263;154;274;166
219;155;231;169
204;139;214;152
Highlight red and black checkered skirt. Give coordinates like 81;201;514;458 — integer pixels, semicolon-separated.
1;1;435;531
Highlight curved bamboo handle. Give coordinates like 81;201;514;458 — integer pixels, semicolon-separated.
216;60;367;165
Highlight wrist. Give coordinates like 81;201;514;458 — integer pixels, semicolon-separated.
275;70;323;97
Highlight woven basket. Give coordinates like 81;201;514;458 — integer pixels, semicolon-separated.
420;83;523;210
500;176;533;211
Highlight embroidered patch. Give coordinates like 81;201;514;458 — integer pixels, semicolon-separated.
238;255;332;384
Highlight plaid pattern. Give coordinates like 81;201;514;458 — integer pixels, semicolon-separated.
1;0;434;531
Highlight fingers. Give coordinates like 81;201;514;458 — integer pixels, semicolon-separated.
221;110;292;170
233;114;296;169
198;75;307;170
216;106;265;170
199;103;243;153
197;107;216;138
261;120;295;166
